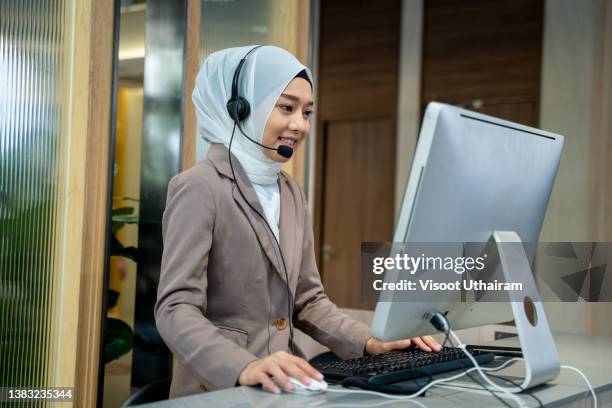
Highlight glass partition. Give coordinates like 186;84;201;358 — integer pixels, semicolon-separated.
102;1;146;407
1;0;74;403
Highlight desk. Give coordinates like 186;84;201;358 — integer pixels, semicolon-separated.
136;332;612;407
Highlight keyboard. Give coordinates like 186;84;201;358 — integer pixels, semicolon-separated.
310;346;495;385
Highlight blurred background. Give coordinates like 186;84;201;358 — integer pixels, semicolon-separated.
1;0;611;406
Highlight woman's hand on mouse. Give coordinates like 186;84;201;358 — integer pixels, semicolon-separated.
365;335;441;354
238;351;324;394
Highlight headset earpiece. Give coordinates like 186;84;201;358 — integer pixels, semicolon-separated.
227;47;261;123
226;96;250;123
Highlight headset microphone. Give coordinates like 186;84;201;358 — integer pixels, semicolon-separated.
234;123;294;159
277;145;293;159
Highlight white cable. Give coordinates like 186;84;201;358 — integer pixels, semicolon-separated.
560;365;597;408
324;357;519;401
449;330;598;408
477;358;597;408
449;329;527;408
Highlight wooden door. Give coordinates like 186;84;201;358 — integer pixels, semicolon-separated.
321;120;395;309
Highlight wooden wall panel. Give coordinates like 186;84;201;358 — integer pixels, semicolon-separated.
538;0;612;337
318;0;402;121
59;0;115;405
421;0;544;127
181;0;201;171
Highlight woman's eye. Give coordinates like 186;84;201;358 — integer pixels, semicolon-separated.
303;111;313;119
278;104;293;112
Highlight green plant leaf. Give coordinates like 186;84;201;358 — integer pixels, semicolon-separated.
112;207;134;216
111;206;139;234
104;318;133;363
112;196;140;203
111;221;121;235
112;213;139;224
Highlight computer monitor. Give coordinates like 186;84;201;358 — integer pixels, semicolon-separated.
371;102;564;341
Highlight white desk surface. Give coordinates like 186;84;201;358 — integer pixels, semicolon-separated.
135;332;612;407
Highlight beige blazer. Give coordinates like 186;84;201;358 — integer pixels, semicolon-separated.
155;144;371;398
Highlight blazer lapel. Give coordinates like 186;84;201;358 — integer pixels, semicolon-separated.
279;175;300;290
231;184;286;281
207;144;287;282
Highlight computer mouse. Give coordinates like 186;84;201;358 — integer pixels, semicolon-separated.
286;376;328;395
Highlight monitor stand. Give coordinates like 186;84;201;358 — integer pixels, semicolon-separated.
489;231;560;391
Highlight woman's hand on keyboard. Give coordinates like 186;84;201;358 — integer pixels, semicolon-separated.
365;335;441;354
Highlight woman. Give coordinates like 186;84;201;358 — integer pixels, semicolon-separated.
155;45;440;398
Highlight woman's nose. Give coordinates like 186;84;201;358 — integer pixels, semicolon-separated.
289;113;307;132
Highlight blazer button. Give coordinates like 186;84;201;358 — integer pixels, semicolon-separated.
275;318;288;331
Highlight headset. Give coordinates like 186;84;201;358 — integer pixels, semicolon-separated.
226;45;295;354
226;45;294;159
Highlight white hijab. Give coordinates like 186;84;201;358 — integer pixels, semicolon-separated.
192;45;312;185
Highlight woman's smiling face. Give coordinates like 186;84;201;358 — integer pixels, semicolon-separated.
261;77;314;163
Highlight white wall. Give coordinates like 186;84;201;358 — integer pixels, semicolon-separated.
539;0;612;336
539;0;598;242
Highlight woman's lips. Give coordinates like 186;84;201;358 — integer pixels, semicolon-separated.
278;137;296;147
